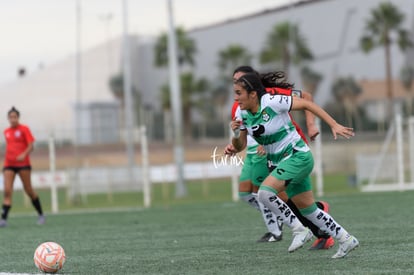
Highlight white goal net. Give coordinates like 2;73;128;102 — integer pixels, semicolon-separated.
357;114;414;192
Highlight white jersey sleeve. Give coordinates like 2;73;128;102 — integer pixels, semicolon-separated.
261;93;292;114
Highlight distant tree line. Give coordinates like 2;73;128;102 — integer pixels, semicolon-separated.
109;1;413;139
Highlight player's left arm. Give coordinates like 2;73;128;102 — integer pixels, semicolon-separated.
16;142;33;161
291;97;354;140
17;126;35;161
301;91;320;141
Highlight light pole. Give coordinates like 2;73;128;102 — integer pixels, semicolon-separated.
76;0;82;144
72;0;83;203
121;0;136;186
98;13;114;75
167;0;186;197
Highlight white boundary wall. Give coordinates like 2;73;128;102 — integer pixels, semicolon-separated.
0;162;242;192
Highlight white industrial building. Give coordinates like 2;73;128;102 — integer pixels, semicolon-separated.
0;38;134;144
0;0;413;143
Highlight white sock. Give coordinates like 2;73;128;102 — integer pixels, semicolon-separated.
257;189;304;232
239;192;260;211
303;208;350;241
258;201;282;236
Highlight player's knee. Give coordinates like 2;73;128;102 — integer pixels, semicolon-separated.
238;180;252;192
257;189;267;204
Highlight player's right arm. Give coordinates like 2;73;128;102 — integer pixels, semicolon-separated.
231;120;247;152
231;107;247;152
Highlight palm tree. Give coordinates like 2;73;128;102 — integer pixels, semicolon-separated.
108;73;142;125
161;72;209;139
218;44;252;75
109;74;124;102
400;65;414;116
216;44;252;136
154;27;196;68
260;21;313;75
292;66;324;130
360;2;413;122
154;27;197;141
332;77;363;130
300;66;323;95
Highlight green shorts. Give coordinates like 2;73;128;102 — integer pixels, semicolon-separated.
239;153;269;187
270;150;314;198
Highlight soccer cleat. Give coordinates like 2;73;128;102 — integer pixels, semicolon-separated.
256;232;282;243
331;235;359;259
288;227;313;252
309;236;335;250
0;218;7;227
37;215;46;225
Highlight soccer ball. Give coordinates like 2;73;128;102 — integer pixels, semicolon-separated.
34;242;66;273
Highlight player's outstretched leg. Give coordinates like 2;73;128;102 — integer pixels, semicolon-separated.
309;201;335;250
287;199;334;250
300;203;359;258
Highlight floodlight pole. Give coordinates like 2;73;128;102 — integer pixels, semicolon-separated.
98;13;114;75
73;0;83;203
75;0;82;144
122;0;136;185
167;0;187;197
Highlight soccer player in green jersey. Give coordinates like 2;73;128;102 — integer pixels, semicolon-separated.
226;66;334;249
231;72;359;258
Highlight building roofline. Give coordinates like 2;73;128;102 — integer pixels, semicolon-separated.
189;0;332;33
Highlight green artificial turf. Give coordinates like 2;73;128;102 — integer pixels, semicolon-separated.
0;190;413;274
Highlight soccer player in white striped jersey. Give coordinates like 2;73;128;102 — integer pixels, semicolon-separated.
226;66;334;249
231;73;359;258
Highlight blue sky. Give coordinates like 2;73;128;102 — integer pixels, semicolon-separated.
0;0;296;85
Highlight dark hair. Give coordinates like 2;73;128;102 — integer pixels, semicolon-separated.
233;66;294;89
8;106;20;117
235;72;266;99
233;65;259;77
260;71;294;89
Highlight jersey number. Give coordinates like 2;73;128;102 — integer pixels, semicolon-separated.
252;124;265;138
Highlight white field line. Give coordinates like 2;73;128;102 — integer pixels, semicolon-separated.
0;273;37;275
0;273;65;275
11;206;145;218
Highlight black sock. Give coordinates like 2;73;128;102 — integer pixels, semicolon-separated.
31;197;43;216
286;199;330;239
316;201;324;210
1;204;11;220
